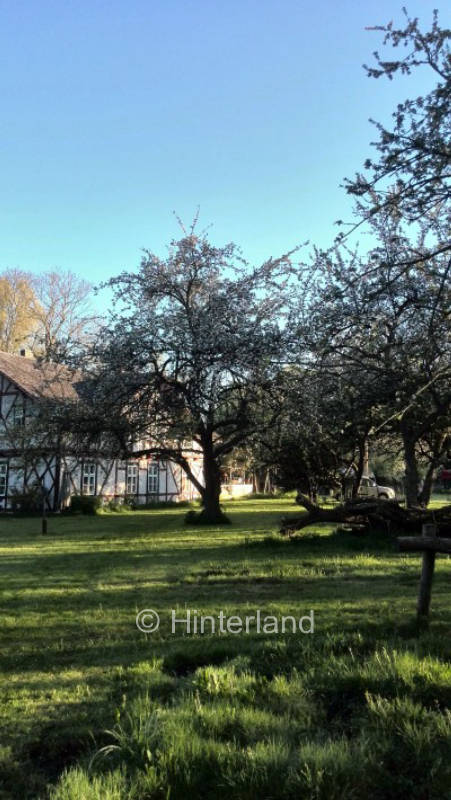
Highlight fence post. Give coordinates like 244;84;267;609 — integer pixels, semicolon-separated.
41;484;48;535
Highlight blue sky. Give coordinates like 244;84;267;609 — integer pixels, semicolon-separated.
0;0;447;303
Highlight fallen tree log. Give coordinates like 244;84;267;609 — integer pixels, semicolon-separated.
280;494;451;536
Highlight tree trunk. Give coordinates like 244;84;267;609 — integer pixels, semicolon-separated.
419;461;435;508
264;469;273;494
309;480;318;504
53;454;61;512
418;433;446;507
352;439;368;499
201;436;227;523
401;425;420;507
253;467;267;493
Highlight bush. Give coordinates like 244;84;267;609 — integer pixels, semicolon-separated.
9;484;43;514
69;495;103;515
245;491;286;500
103;496;135;513
140;499;194;510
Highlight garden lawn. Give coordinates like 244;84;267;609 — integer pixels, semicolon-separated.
1;496;451;799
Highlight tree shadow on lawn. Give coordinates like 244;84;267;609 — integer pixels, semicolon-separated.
0;524;401;575
3;569;451;678
1;549;434;610
0;505;294;541
2;524;449;599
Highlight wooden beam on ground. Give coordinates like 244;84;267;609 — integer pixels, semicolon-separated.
397;536;451;554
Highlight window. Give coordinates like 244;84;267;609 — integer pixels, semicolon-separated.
82;463;96;495
11;402;24;426
0;462;7;496
126;464;138;494
147;462;159;494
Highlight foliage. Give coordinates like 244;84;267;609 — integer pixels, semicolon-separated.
0;269;39;353
294;8;451;507
140;499;193;509
246;491;286;500
68;223;299;523
69;494;103;515
302;213;450;506
9;483;43;514
283;9;451;503
102;500;132;514
0;268;97;358
344;8;451;236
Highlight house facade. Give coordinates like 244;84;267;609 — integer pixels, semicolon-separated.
0;351;202;511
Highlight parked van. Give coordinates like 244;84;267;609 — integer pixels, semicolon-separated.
357;476;396;500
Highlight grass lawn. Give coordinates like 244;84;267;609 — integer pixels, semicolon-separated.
1;496;451;799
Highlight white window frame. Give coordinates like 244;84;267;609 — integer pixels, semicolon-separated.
82;463;96;495
126;463;138;494
147;462;159;495
0;461;7;496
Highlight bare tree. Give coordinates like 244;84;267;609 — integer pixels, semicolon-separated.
29;270;99;360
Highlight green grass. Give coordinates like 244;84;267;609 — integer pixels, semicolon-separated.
1;496;451;799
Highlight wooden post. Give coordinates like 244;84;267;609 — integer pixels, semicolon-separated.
41;483;48;535
417;523;437;620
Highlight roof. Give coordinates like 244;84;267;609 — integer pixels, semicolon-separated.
0;351;81;401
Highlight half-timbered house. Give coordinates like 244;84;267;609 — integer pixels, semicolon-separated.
0;350;202;511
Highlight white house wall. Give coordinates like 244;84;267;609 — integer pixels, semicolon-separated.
58;456;203;506
0;369;205;510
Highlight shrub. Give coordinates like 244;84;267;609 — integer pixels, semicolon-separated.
104;497;134;513
140;499;194;510
9;484;43;514
69;495;103;515
246;491;285;500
